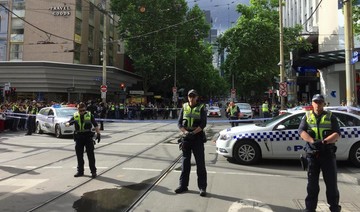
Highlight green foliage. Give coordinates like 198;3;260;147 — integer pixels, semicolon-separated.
110;0;226;99
218;0;310;101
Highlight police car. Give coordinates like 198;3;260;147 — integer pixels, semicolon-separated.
216;109;360;167
36;105;77;138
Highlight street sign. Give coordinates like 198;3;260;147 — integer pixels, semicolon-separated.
100;85;107;92
351;51;358;64
4;82;10;91
279;82;287;97
230;88;236;99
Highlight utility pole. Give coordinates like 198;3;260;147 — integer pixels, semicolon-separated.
101;0;107;104
344;0;356;106
279;0;285;110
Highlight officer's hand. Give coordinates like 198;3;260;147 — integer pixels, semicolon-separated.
96;133;101;143
184;131;194;140
312;139;323;149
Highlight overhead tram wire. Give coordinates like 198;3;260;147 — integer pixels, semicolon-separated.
0;4;73;42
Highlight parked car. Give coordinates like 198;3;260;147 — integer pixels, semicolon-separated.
207;106;222;117
215;109;360;166
36;106;77;138
235;103;253;119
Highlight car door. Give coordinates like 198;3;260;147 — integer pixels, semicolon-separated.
37;108;49;132
270;112;306;158
331;112;360;157
43;108;55;132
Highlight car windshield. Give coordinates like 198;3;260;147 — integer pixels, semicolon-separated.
237;104;251;110
256;112;295;127
209;107;219;110
55;108;77;117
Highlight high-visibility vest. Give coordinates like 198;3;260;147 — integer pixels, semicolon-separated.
74;111;92;132
183;102;204;130
306;110;332;140
229;106;238;116
262;103;269;112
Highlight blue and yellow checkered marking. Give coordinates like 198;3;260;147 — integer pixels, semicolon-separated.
340;128;360;139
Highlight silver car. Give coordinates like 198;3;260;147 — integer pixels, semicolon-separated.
36;106;77;138
235;103;253;119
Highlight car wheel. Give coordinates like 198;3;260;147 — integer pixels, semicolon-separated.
349;142;360;167
35;122;43;134
233;140;261;165
55;124;62;138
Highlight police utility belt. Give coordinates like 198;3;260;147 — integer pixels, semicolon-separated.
306;143;337;156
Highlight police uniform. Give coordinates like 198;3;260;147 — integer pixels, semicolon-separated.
25;101;38;135
176;89;207;196
226;103;240;127
298;94;341;212
68;110;99;178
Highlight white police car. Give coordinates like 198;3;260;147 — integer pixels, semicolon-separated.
36;106;77;138
216;109;360;167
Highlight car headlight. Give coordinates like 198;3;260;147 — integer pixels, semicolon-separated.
219;134;231;140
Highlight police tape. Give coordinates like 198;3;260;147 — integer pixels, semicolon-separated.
1;112;272;123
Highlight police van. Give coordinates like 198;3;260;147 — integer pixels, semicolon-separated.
215;109;360;167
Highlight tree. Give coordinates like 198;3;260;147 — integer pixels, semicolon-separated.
110;0;226;99
218;0;310;102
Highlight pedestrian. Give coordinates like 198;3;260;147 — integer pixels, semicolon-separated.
262;100;269;118
175;89;207;197
66;102;101;178
298;94;341;212
226;101;240;127
25;100;38;135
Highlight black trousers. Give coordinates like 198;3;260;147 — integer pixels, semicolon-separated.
229;117;238;127
75;135;96;174
305;150;340;212
27;116;35;134
179;138;207;190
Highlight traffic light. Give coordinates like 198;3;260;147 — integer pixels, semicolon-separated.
120;83;125;90
10;87;16;96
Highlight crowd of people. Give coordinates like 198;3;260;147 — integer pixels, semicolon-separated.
0;99;181;133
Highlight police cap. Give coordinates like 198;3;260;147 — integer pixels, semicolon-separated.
312;94;325;102
188;89;198;96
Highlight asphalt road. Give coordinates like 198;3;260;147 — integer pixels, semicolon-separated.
0;119;360;212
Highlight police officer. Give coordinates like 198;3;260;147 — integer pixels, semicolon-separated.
298;94;341;212
66;102;101;178
25;100;38;135
262;100;269;118
226;101;240;127
175;89;207;197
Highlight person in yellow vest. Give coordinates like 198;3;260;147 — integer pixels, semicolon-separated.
226;101;240;127
298;94;341;212
175;89;207;197
262;100;269;118
66;102;101;178
25;100;38;135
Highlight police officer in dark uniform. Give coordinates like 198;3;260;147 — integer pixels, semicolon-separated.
175;89;207;197
25;100;38;135
298;94;341;212
66;102;101;178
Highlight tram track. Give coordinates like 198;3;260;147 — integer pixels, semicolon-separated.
25;128;180;212
0;122;173;182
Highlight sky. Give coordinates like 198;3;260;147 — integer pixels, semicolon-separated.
186;0;250;34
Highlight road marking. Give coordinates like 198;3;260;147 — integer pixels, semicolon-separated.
228;199;273;212
43;166;62;169
25;166;38;168
0;179;48;201
172;170;283;177
123;167;162;172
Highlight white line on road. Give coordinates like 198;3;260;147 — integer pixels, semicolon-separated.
123;167;163;172
0;179;48;201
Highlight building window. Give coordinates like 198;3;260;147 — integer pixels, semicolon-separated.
88;26;94;43
76;0;82;12
10;43;23;60
89;3;94;23
88;48;94;64
74;43;81;63
75;18;82;35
